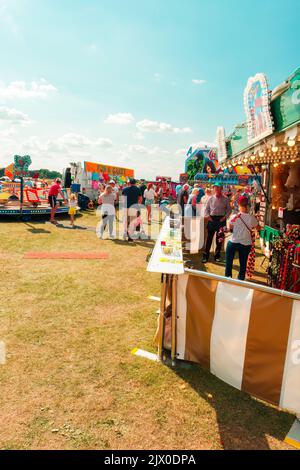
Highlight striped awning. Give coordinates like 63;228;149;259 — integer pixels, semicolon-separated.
175;272;300;415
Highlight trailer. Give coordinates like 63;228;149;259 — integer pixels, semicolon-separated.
63;161;135;201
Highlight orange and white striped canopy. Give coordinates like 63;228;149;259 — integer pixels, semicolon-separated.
176;274;300;415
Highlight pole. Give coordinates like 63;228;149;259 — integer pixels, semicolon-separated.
184;268;300;301
171;275;178;366
20;175;24;216
158;274;168;361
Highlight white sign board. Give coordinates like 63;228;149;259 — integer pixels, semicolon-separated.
147;217;184;275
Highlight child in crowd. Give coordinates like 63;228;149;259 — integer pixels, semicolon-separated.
69;193;77;227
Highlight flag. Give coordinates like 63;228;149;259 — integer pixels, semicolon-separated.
4;163;14;180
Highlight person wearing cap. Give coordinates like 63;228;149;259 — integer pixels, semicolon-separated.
109;179;119;205
175;184;182;197
122;178;142;241
203;183;231;263
48;178;67;224
225;196;259;280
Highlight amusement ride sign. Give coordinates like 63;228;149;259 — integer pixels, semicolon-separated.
216;126;227;163
244;73;274;145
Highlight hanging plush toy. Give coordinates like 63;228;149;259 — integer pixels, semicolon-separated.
246;232;256;279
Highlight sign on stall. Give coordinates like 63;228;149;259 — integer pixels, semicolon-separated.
244;73;274;145
147;216;184;275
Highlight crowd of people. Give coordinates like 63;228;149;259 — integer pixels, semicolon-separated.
47;177;261;281
176;182;260;280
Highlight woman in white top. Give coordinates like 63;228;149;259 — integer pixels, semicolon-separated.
144;183;156;222
225;195;258;281
97;185;116;239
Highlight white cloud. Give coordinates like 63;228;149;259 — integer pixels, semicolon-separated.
132;132;145;141
192;79;207;85
126;144;170;156
0;131;183;179
191;141;216;148
175;148;187;157
104;113;135;125
0;106;31;126
0;79;57;100
57;133;113;149
12;133;114;169
136;119;192;134
0;124;16;138
19;133;112;157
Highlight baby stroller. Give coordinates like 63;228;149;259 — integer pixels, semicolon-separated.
127;206;148;240
133;208;148;239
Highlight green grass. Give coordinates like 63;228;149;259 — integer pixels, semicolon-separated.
0;212;295;450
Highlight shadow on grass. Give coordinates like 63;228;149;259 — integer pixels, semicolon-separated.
24;222;52;234
169;361;294;450
55;223;93;231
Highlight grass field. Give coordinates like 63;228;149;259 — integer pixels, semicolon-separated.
0;211;295;450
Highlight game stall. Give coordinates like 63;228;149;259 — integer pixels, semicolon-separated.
63;161;135;201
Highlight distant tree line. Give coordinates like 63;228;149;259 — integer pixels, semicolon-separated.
29;169;62;179
0;167;62;180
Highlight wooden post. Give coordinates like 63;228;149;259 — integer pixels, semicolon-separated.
171;275;178;365
158;274;167;360
20;176;24;217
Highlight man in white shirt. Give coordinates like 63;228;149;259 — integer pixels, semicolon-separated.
203;183;231;263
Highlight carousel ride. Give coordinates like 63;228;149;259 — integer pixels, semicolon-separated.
0;156;69;219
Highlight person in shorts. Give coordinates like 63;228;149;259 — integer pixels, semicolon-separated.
68;193;77;227
122;179;142;242
144;183;156;223
48;178;66;224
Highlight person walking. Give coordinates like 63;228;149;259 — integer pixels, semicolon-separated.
139;180;147;205
155;183;163;204
109;180;119;203
186;188;199;217
225;196;259;280
177;184;190;217
202;183;231;263
144;183;156;222
98;185;116;239
122;179;142;242
48;178;67;224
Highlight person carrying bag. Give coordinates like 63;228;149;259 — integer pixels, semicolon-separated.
225;196;259;281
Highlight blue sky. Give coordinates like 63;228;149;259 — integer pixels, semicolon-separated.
0;0;299;178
